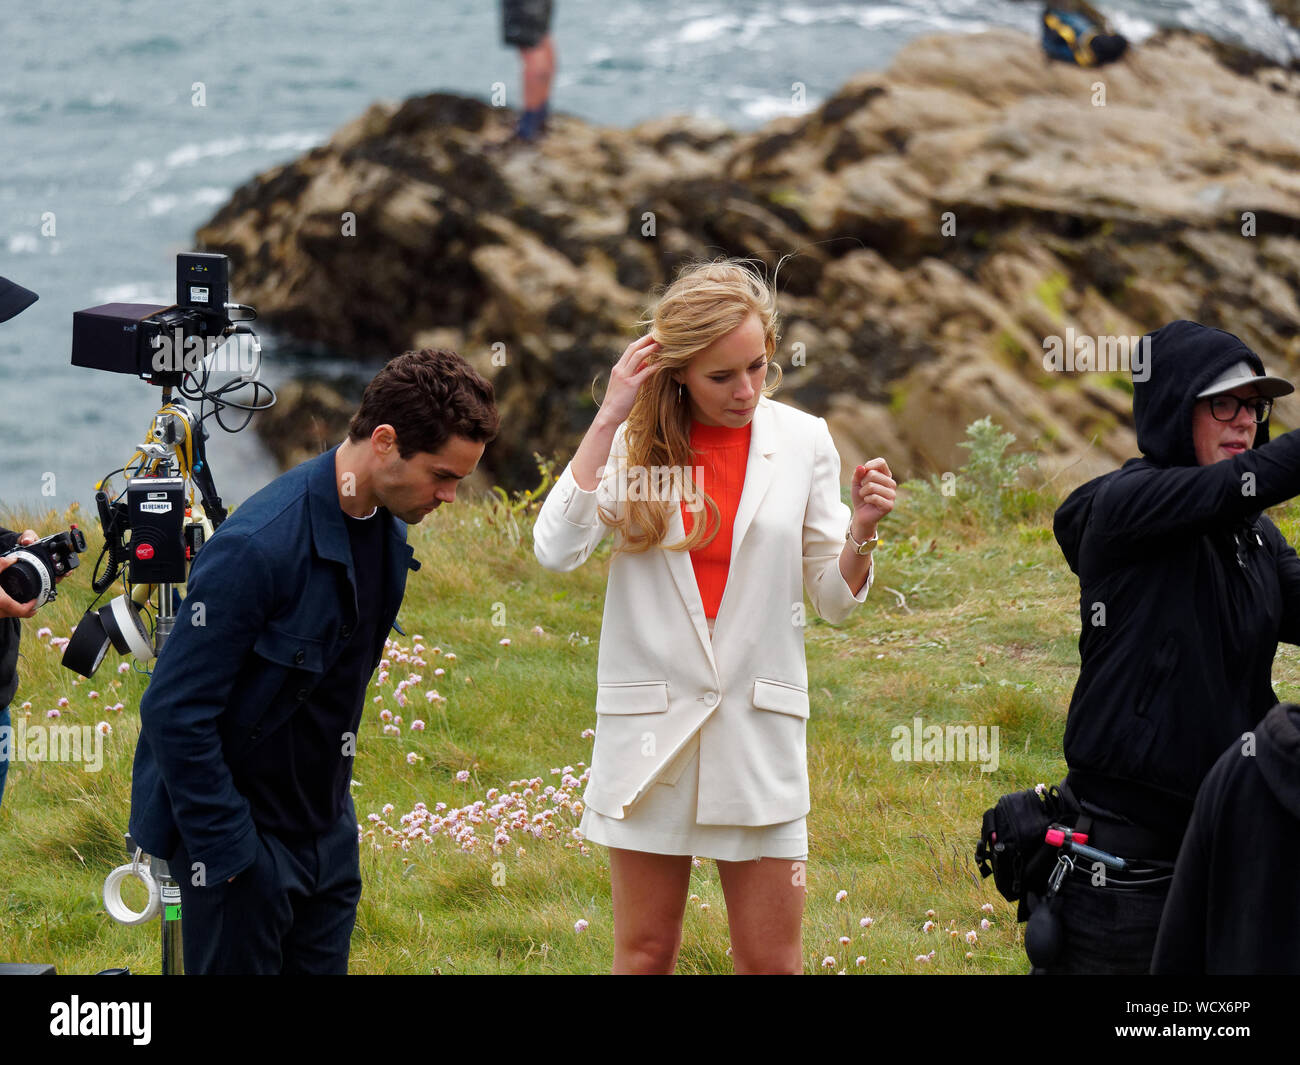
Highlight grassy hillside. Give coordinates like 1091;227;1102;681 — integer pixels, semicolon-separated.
5;432;1300;975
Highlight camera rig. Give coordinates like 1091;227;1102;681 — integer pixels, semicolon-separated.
66;252;276;976
63;252;275;681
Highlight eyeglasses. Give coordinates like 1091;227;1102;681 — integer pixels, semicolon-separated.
1206;395;1272;423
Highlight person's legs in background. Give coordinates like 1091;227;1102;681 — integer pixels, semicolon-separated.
518;33;555;139
503;0;555;141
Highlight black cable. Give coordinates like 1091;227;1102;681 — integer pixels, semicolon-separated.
189;423;227;528
91;490;129;595
175;327;276;434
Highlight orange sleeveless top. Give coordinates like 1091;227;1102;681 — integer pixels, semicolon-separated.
681;420;751;619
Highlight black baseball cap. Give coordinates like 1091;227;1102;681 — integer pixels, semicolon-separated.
0;276;39;323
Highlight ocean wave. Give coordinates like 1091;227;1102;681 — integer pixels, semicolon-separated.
678;15;742;45
117;132;325;203
740;93;812;122
162;130;324;170
144;186;237;218
1181;0;1300;59
5;234;40;255
673;2;1012;55
90;282;174;305
63;91;128;115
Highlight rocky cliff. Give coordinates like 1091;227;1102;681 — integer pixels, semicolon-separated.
198;28;1300;491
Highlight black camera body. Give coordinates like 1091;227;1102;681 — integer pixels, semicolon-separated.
0;527;88;608
70;252;233;387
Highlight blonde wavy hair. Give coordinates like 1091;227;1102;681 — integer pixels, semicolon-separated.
600;258;784;554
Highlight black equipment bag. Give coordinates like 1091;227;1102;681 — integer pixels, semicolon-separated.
975;783;1075;920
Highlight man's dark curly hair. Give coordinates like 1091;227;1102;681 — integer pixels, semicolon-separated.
347;348;499;457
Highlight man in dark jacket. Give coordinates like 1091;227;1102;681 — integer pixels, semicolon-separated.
0;275;42;811
127;348;498;973
1151;702;1300;974
1042;320;1300;973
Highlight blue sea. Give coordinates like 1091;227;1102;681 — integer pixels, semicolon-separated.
2;0;1297;515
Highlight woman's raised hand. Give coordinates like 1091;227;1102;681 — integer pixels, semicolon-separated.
568;335;660;492
851;458;896;537
599;334;660;427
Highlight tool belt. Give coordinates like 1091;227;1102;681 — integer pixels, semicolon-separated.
976;776;1181;921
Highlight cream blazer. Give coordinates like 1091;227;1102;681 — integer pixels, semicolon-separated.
533;396;872;825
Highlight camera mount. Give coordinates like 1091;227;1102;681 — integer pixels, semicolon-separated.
69;252;277;976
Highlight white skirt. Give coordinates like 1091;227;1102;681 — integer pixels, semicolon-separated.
579;733;808;861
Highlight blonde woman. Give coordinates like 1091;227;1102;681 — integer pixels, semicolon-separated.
533;260;895;974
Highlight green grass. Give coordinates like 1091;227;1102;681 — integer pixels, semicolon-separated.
6;490;1300;975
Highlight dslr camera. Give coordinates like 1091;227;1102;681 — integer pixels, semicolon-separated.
1;527;88;609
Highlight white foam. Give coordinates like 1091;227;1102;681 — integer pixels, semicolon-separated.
90;282;173;305
145;186;230;218
740;94;811;122
678;15;740;44
161;131;323;171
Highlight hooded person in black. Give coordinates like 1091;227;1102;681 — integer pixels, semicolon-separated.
1151;701;1300;974
1041;319;1300;973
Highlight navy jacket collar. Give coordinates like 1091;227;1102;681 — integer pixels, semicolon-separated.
305;445;418;620
307;445;354;570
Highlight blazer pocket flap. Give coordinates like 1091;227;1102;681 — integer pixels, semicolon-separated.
253;625;325;672
753;679;810;718
596;681;669;715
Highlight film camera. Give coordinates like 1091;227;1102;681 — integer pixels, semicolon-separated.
70;252;246;387
0;528;87;608
61;251;272;679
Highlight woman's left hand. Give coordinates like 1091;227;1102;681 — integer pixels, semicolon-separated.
851;458;896;538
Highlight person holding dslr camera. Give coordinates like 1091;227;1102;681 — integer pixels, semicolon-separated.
0;276;43;811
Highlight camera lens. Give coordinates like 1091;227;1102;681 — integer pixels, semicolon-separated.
0;558;43;603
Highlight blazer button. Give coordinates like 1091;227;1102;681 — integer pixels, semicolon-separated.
296;687;309;701
340;625;352;639
701;691;719;707
294;650;306;665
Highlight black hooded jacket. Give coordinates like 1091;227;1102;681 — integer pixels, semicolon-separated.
0;525;21;708
1150;702;1300;974
1053;321;1300;841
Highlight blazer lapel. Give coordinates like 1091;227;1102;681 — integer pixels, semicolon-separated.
664;505;716;669
728;398;779;564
